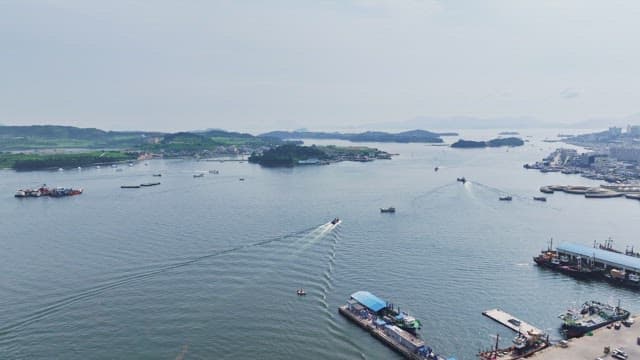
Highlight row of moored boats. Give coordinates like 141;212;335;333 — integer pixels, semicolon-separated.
15;185;82;198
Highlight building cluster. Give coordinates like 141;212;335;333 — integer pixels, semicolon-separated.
525;126;640;183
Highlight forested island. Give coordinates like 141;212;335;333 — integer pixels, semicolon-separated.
451;137;524;148
248;144;392;167
1;151;137;170
0;125;286;170
259;129;450;143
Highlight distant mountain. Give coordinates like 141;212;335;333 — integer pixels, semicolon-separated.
368;116;546;130
259;129;444;143
0;125;280;151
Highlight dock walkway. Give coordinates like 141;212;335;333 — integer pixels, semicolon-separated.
482;309;543;338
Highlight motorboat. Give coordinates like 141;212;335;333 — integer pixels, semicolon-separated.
193;173;205;178
331;218;340;225
296;289;306;296
380;207;396;213
152;173;162;177
499;196;513;201
456;177;466;183
533;196;547;202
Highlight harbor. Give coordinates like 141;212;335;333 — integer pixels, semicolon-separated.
534;239;640;288
534;315;640;360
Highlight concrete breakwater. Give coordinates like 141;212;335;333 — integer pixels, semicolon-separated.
540;184;640;200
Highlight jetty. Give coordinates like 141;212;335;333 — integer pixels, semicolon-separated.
482;309;544;339
479;309;549;360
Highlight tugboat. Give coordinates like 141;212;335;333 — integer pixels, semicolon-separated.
560;300;630;338
380;207;396;213
331;218;340;225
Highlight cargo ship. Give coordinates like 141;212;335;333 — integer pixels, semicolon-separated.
560;300;629;338
15;185;81;198
338;291;451;360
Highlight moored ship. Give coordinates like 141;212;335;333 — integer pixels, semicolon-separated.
560;300;630;338
338;291;448;360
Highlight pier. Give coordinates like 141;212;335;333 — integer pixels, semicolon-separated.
482;309;544;338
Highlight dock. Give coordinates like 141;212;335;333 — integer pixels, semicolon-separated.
339;291;451;360
482;309;544;338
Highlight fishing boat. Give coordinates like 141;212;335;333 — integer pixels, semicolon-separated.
140;182;161;187
560;300;629;338
380;207;396;213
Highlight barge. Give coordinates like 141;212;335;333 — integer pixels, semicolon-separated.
339;291;451;360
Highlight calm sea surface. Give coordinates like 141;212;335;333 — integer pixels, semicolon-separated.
2;129;640;359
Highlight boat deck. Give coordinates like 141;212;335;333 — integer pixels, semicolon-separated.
339;305;447;360
482;309;543;338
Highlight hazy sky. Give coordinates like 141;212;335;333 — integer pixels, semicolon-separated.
2;0;639;132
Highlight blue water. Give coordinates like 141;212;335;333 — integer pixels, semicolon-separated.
1;129;640;359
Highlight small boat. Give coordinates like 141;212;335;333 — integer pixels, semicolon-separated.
121;185;140;189
331;218;340;225
209;170;219;174
152;174;162;177
193;173;205;178
239;178;245;181
380;207;396;213
533;196;547;202
499;196;512;201
296;289;306;296
140;182;160;187
457;177;466;183
434;166;439;172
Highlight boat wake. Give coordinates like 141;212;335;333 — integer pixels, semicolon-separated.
0;224;324;337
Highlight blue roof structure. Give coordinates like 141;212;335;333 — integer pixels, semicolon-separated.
350;291;387;312
557;243;640;272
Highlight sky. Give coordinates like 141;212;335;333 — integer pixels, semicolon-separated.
1;0;639;132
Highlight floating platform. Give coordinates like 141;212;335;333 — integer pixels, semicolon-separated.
482;309;543;339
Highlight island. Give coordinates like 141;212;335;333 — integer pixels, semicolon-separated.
0;125;395;170
248;144;392;167
0;125;285;170
259;129;445;143
451;137;525;148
